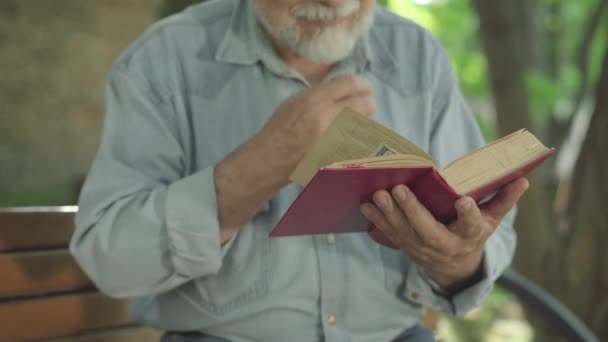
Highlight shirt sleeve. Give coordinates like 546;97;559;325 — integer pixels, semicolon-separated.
402;37;517;316
70;66;234;298
404;209;517;316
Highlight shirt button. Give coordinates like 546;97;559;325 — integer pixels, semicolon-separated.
410;291;420;301
327;315;337;326
327;234;336;244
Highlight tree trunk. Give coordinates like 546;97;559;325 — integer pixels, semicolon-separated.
471;0;558;285
556;46;608;340
474;0;608;338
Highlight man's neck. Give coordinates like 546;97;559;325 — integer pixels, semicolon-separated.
265;32;333;84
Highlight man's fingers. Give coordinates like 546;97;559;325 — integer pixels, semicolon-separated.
315;75;372;102
360;203;399;244
392;185;450;248
481;177;529;224
371;190;411;235
453;196;483;238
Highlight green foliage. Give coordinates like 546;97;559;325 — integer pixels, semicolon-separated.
377;0;390;8
382;0;488;99
437;287;534;342
473;113;495;142
380;0;607;133
526;71;560;128
380;0;494;137
587;13;608;85
540;0;608;121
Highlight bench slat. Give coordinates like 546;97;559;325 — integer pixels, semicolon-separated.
0;292;133;342
0;209;76;252
0;250;92;298
41;326;162;342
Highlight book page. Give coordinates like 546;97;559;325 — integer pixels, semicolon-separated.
328;154;433;168
290;109;435;186
441;130;549;194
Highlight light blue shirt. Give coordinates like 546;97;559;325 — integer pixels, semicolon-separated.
71;0;516;341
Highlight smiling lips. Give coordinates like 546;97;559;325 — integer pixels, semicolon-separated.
291;1;359;27
298;15;351;26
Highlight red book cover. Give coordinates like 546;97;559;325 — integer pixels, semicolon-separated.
269;149;555;246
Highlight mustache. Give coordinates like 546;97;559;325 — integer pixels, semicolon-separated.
290;1;360;20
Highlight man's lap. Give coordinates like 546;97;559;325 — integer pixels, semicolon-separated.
160;323;435;342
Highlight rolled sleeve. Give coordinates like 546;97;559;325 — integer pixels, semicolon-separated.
405;251;493;316
71;66;231;298
165;166;224;278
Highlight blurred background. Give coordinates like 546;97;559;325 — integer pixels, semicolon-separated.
0;0;606;341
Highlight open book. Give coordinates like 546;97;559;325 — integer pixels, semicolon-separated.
269;109;555;242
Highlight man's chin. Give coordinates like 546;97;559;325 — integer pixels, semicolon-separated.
297;20;356;38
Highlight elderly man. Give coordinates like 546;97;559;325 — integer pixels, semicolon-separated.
71;0;527;341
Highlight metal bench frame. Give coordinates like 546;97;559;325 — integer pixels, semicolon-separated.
496;270;599;341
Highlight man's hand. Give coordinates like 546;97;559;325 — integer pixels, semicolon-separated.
360;177;529;294
215;75;374;241
255;75;375;173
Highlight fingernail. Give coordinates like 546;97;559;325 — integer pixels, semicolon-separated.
522;178;530;191
456;197;473;211
374;193;387;208
360;204;370;216
394;186;407;201
362;203;377;217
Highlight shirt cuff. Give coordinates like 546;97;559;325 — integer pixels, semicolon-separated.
404;246;497;316
164;165;233;279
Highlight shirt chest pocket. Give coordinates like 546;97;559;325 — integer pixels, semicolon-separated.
177;213;275;316
372;89;432;152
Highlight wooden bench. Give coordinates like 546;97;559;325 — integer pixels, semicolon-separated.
1;206;439;341
0;207;161;342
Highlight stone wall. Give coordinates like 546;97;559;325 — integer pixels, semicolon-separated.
0;0;156;205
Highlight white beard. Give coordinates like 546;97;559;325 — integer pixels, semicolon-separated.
254;0;374;65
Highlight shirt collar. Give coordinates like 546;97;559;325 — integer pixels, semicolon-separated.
215;0;398;76
215;0;259;65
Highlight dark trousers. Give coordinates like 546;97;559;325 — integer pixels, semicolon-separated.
161;323;435;342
